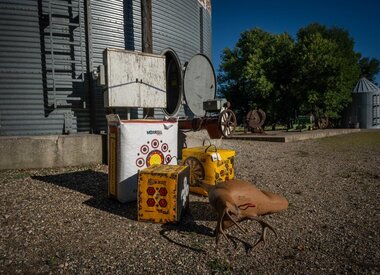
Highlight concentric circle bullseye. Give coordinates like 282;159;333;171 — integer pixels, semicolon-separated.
161;143;168;152
140;145;149;154
136;158;145;167
146;150;164;167
151;139;159;148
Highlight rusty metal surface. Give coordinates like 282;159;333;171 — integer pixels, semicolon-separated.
318;116;329;129
178;109;237;139
246;109;266;129
183;156;205;186
178;117;218;131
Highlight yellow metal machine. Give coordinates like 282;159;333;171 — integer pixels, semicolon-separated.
182;145;235;196
138;164;190;224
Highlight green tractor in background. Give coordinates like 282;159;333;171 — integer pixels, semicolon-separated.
287;112;329;132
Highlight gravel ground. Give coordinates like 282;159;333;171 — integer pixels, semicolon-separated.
1;131;379;274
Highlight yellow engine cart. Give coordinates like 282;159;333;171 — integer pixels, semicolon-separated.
182;145;235;196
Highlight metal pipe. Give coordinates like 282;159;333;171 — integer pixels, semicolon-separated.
48;1;57;108
79;0;84;81
141;0;153;53
84;0;96;133
178;117;222;139
141;0;154;118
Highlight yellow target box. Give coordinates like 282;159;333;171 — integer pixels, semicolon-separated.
182;145;235;196
138;164;190;224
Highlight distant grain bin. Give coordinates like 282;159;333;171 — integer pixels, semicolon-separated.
350;77;380;129
0;0;212;136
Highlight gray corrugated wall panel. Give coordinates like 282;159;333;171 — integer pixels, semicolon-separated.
203;9;212;58
91;0;142;65
0;0;44;136
0;0;90;136
152;0;201;65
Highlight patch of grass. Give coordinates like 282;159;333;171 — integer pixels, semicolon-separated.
296;150;310;157
0;170;31;181
13;172;31;180
338;171;352;179
318;132;380;151
45;256;59;267
358;170;380;180
338;167;379;180
264;124;287;131
287;202;298;210
235;126;246;133
207;258;233;274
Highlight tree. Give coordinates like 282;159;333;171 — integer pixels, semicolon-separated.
267;33;296;125
293;23;361;119
218;23;364;127
218;28;295;124
359;57;380;84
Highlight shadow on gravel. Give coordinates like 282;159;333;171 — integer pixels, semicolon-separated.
188;201;215;221
160;208;215;253
32;171;255;253
32;170;137;220
159;205;255;254
32;171;219;224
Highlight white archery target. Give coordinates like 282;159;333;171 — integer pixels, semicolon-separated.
116;120;178;203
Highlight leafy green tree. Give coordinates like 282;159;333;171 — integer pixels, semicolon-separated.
293;23;361;119
359;57;380;84
218;23;364;126
218;28;295;124
267;33;296;125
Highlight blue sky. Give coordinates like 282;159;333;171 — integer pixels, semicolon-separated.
211;0;380;84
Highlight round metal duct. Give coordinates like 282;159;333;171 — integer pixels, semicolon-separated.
183;54;216;117
161;48;182;116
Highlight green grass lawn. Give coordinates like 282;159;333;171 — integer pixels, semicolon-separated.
318;131;380;151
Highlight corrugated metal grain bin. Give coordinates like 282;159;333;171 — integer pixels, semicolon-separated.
0;0;212;136
350;78;380;129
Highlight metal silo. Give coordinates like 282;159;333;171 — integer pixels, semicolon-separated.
350;77;380;129
0;0;213;136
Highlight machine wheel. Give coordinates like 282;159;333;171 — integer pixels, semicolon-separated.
218;109;237;138
246;109;266;131
318;116;329;129
184;157;205;187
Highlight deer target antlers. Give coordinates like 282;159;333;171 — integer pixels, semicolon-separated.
196;179;288;250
